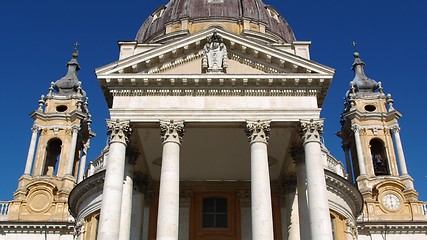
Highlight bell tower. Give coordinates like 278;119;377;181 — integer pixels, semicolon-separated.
338;52;425;221
7;49;94;221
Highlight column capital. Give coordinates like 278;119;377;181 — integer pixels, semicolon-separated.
390;125;400;133
350;124;360;133
245;120;271;144
160;120;185;144
299;119;323;144
31;125;40;133
71;125;80;133
107;119;132;145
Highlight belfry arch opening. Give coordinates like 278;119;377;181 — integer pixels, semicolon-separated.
43;138;62;176
370;139;389;176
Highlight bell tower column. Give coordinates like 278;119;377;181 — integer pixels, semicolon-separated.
65;125;80;176
24;125;40;175
351;125;367;177
97;119;132;240
390;125;408;176
300;119;333;240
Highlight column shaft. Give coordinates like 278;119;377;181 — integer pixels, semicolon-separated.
98;120;131;240
295;160;310;240
157;120;184;240
131;189;145;240
77;153;87;183
251;142;274;240
301;119;333;240
78;143;89;183
119;163;134;240
24;127;39;175
66;127;79;176
342;145;354;182
284;190;300;240
246;120;274;240
352;126;366;176
392;128;408;175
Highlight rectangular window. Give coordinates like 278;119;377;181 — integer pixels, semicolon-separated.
202;198;228;228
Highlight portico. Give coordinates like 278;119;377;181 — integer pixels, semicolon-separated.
94;27;337;240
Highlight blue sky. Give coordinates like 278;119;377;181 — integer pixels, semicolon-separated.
0;0;426;201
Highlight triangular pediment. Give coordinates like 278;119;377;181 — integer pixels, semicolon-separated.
95;28;334;76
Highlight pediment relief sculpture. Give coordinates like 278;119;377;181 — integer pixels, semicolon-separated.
202;31;228;73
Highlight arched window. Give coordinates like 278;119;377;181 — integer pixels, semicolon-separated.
43;138;62;176
370;139;389;176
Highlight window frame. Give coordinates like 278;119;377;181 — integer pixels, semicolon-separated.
190;192;239;240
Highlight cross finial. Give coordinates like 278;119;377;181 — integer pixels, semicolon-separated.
72;41;80;58
351;41;358;48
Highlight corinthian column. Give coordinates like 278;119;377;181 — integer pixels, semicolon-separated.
156;120;185;240
245;120;274;240
351;125;366;177
24;125;39;175
98;120;132;240
300;119;333;240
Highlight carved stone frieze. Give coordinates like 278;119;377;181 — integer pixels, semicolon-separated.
300;119;323;144
245;120;271;144
160;120;185;144
107;119;132;145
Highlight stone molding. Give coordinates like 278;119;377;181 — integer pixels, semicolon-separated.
245;120;271;144
68;170;105;217
96;28;334;76
299;119;323;144
325;170;363;217
160;120;185;144
107;119;132;145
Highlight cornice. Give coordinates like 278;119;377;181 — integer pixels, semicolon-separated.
0;221;74;232
325;170;363;216
343;109;402;123
357;221;427;233
30;110;87;122
68;171;105;217
96;28;334;76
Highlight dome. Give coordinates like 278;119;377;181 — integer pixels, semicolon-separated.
136;0;296;44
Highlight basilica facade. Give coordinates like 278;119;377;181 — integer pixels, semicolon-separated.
0;1;426;240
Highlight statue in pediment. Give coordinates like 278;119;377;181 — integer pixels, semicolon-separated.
202;31;228;73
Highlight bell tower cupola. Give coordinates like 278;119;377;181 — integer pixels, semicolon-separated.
338;52;425;221
8;48;95;222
